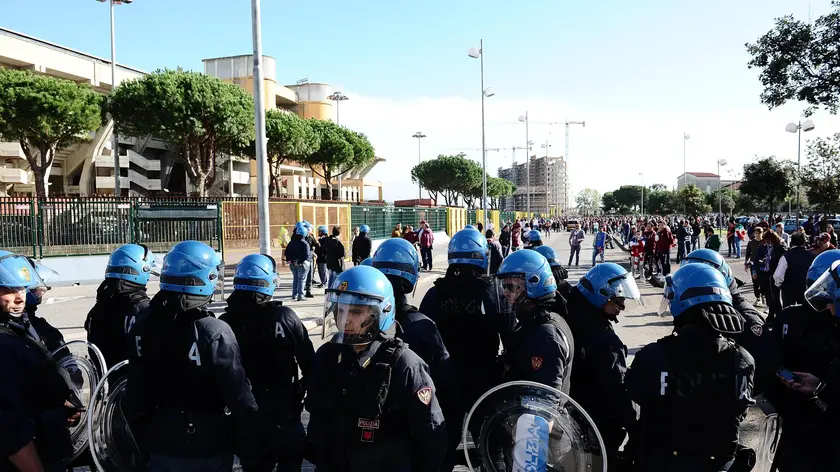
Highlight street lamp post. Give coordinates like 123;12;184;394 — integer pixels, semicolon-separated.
250;0;271;255
639;172;644;216
468;41;494;227
328;91;349;201
785;119;815;216
717;159;728;229
412;132;426;200
97;0;133;196
517;113;531;214
683;132;691;187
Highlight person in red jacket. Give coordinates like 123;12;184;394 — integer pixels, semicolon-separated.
418;221;435;271
656;223;675;276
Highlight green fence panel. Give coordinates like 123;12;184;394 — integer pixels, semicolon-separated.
134;201;221;253
39;199;131;257
500;211;516;225
467;210;477;225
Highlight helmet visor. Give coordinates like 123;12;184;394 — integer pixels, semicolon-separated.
805;266;840;312
145;249;162;277
322;290;387;345
0;254;47;290
608;274;644;307
493;274;526;313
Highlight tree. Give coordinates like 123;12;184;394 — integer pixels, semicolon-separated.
740;157;793;217
260;110;319;197
673;184;712;217
746;1;840;116
803;133;840;212
706;188;738;215
576;188;601;216
612;185;644;212
410;154;480;207
411;159;444;203
301;120;375;200
601;192;619;214
649;183;668;192
487;176;515;210
110;69;254;196
0;69;104;199
647;190;676;215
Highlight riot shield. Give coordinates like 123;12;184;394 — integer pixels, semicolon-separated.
464;380;607;472
88;360;147;472
753;413;782;472
49;340;107;461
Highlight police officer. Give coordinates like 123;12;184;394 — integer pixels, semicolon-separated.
495;250;573;393
352;224;373;265
220;254;315;472
526;229;543;248
302;221;319;298
371;238;458;471
85;244;156;368
0;251;78;472
564;262;640;465
124;240;269;471
305;266;447;471
681;248;769;392
419;229;514;417
19;258;65;353
764;249;840;471
626;263;755;471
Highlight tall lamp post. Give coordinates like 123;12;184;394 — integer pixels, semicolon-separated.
717;159;727;229
412;132;426;200
468;41;494;227
328;91;349;201
683;132;691;187
785;119;815;216
518;113;531;214
97;0;133;196
639;172;644;216
249;0;271;254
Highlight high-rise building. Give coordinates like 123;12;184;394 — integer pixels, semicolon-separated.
498;155;567;215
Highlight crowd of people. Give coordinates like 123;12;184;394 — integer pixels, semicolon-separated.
4;210;840;471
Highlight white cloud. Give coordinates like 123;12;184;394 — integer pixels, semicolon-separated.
334;91;840;203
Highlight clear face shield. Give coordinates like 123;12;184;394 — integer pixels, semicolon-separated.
143;248;162;277
606;274;644;310
494;274;528;314
322;290;389;345
658;282;675;317
805;265;840;313
0;254;48;315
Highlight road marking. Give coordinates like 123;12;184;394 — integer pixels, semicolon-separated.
45;296;88;305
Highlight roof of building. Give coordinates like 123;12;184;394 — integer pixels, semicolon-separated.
723;181;742;190
679;172;720;178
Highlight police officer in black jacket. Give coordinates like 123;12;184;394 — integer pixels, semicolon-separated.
765;249;840;471
564;262;640;466
85;244;155;368
372;238;458;471
306;266;447;472
220;253;315;472
0;251;78;472
626;263;755;471
495;249;573;393
419;230;514;428
351;224;373;265
124;241;269;472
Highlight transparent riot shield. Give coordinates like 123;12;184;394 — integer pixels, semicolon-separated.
753;413;782;472
464;381;607;472
87;360;147;471
49;340;107;461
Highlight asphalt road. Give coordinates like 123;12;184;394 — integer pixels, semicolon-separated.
36;229;769;469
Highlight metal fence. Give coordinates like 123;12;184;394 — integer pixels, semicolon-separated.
350;206;448;240
0;198;221;258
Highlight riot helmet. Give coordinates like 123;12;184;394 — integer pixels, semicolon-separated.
0;250;48;316
158;240;224;297
659;263;742;333
576;262;642;313
359;224;370;234
805;259;840;315
360;257;374;267
448;228;490;270
233;253;279;296
372;237;420;294
105;244;160;286
322;266;396;345
528;230;542;246
681;248;733;287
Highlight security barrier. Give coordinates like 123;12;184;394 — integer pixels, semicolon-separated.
350;206;447;240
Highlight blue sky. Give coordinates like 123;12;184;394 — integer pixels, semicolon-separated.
3;0;837;201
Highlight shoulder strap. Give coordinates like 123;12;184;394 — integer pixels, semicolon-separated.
374;337;407;367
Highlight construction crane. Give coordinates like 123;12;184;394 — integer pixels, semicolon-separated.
565;120;586;214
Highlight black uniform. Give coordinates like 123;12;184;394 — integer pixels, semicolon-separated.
765;303;840;471
305;335;448;472
84;278;150;368
393;295;459;472
352;232;372;264
728;284;772;393
501;306;573;394
626;320;756;471
564;287;636;464
0;317;74;472
124;292;269;471
219;293;315;471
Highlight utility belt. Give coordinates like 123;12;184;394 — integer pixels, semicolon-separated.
145;406;234;457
